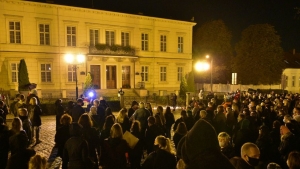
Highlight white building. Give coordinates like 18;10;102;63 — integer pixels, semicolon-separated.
0;0;196;98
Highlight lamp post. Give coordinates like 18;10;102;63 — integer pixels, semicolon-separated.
206;55;213;92
64;54;85;100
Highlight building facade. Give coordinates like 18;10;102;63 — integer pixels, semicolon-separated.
0;0;196;98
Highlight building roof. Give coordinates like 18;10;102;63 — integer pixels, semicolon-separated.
283;50;300;69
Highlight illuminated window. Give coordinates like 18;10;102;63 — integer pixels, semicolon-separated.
9;21;21;43
41;64;51;82
39;24;50;45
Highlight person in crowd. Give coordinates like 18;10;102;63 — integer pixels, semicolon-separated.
28;154;47;169
145;102;153;116
18;108;32;145
132;102;151;134
189;97;196;108
206;102;215;121
232;113;252;156
213;105;227;134
156;106;166;125
6;131;36;169
105;107;115;121
154;114;166;136
279;125;300;168
70;98;85;123
287;151;300;169
0;116;9;169
145;116;164;154
218;132;235;159
55;114;72;158
256;125;272;169
29;97;42;144
226;106;237;135
96;99;106;130
171;93;177;111
9;117;29;155
100;123;130;169
9;94;20;117
128;101;139;118
26;89;40;106
164;106;175;138
177;119;235;169
142;135;177;169
173;122;187;149
269;120;282;163
78;113;99;169
173;110;194;131
55;99;65;130
99;115;115;146
116;107;130;132
16;94;27;110
63;123;91;169
230;142;260;169
65;101;74;116
200;110;213;124
0;101;9;123
192;101;201;121
267;163;282;169
128;121;143;169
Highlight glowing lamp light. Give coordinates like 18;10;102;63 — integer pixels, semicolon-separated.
64;54;74;63
76;54;85;63
88;92;94;97
195;62;210;72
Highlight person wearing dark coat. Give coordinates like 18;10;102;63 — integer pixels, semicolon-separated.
256;125;272;169
6;132;36;169
18;108;32;145
173;122;187;149
173;110;194;131
128;101;138;118
164;106;175;138
55;114;72;158
0;117;9;169
71;98;85;123
63;123;91;169
213;105;227;135
78;113;100;169
29;97;42;144
142;135;177;169
177;119;235;169
230;142;260;169
145;116;165;154
100;123;130;169
128;121;143;169
218;132;235;160
132;102;150;133
55;99;65;130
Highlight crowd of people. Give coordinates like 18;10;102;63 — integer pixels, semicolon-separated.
2;89;300;169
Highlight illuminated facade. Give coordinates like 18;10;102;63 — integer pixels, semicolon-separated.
0;0;196;98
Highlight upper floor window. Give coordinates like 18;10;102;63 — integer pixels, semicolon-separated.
141;66;148;82
67;26;76;46
160;66;167;81
90;29;99;46
141;33;148;51
178;37;183;53
177;67;183;81
292;76;295;87
105;31;115;46
39;24;50;45
121;32;130;46
160;35;167;52
11;63;19;82
67;65;76;82
41;64;51;82
9;21;21;43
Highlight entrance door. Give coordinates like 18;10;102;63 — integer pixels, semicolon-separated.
122;66;130;88
90;65;101;89
106;65;116;89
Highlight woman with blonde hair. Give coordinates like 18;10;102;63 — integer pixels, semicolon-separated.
116;107;130;132
142;135;177;169
28;154;47;169
29;97;42;144
78;113;99;169
9;117;29;154
100;123;130;169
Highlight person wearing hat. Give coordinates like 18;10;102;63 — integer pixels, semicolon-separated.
177;119;235;169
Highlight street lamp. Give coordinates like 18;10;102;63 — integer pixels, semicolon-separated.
64;54;85;100
206;55;213;92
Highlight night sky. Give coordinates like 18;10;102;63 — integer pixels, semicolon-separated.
31;0;300;52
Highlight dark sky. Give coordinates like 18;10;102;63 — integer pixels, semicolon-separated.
31;0;300;52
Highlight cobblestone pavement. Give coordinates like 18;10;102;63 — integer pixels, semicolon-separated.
6;108;182;168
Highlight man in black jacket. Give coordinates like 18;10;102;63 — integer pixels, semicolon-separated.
71;99;85;123
230;142;260;169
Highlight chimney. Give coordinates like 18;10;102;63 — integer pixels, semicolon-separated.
293;49;296;55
